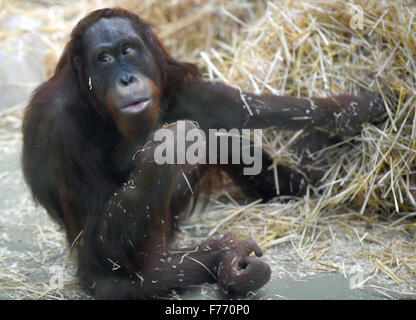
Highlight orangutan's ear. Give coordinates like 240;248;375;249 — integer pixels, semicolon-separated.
73;55;82;72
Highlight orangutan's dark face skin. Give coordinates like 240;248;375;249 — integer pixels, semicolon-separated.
79;17;161;140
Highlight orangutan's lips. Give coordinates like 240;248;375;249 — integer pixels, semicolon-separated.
120;98;150;114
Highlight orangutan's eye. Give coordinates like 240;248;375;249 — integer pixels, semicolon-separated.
98;54;112;63
122;46;133;55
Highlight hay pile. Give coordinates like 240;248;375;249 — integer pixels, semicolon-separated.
1;0;415;298
177;0;416;298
